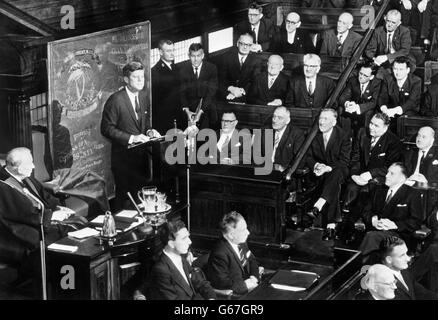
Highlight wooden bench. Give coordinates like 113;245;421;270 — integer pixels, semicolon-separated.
397;115;438;144
216;100;318;132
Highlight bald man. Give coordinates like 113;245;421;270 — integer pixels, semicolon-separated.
268;12;315;54
355;264;397;300
319;12;363;57
247;55;290;106
365;10;412;67
403;126;438;184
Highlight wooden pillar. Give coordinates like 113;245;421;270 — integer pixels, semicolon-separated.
8;92;32;149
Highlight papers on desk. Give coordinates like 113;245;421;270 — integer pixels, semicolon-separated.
269;269;319;292
47;243;78;253
68;227;100;239
90;214;143;232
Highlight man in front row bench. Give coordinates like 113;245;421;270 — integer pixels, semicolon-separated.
206;211;261;295
148;220;216;300
0;148;82;282
359;162;424;263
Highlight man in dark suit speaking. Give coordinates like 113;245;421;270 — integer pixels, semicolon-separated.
101;61;160;210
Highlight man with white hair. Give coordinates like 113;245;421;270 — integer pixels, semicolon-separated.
365;10;412;67
320;12;363;57
403;126;438;185
355;264;397;300
269;12;315;54
247;55;289;106
285;54;335;110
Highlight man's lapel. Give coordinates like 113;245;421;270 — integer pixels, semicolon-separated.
223;239;244;273
122;89;141;131
162;254;194;296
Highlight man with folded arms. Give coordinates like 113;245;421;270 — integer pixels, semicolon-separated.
359;163;423;262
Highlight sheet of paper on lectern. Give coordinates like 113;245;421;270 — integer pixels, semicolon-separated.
67;227;100;239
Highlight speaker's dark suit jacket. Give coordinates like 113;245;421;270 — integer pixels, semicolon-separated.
403;146;438;184
206;237;259;295
365;25;412;63
101;88;151;202
268;28;316;54
247;72;290;106
0;170;60;249
218;48;261;101
378;73;422;116
234;18;274;52
319;29;363;57
350;128;403;180
394;269;438;300
285;75;336;109
363;184;423;234
339;77;382;136
148;251;216;300
151;59;181;133
179;60;218;129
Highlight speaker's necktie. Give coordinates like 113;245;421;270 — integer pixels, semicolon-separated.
194;67;199;79
135;96;141;122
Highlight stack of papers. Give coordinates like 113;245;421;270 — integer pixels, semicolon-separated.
269;269;320;292
47;243;78;253
68;227;100;239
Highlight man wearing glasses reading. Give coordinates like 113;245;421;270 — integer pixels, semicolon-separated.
268;12;315;54
365;10;412;68
285;54;335;110
234;2;274;53
218;33;261;102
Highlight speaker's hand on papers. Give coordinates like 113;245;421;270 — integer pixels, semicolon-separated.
132;134;150;144
147;129;162;139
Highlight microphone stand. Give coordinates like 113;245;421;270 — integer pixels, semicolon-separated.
22;188;47;300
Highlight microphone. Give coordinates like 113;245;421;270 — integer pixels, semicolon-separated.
22;187;45;214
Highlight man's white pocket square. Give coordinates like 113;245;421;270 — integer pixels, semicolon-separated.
378;153;386;156
397;204;407;207
234;142;241;147
433;160;438;165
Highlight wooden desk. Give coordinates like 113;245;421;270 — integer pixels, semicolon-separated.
47;203;186;300
241;247;362;300
179;164;288;245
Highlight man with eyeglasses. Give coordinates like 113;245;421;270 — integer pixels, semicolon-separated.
218;33;261;102
234;2;274;53
247;55;289;106
285;54;335;110
338;62;382;139
365;10;412;68
151;39;181;134
210;112;251;165
378;56;421;131
379;236;438;299
268;12;315;54
320;12;362;58
358;163;423;263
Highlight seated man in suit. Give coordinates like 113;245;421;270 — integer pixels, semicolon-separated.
210;112;251;165
342;113;403;221
380;235;438;299
234;2;274;52
355;264;397;300
404;126;438;185
206;211;261;295
338;62;382;140
247;55;289;106
364;10;412;69
148;220;216;300
180;43;218;130
378;56;421;125
306;108;352;240
285;54;336;110
218;33;260;102
359;163;424;261
0;147;84;281
268;12;315;54
319;12;363;58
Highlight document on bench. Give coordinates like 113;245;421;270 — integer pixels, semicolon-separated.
67;227;100;239
47;243;78;253
269;269;320;292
